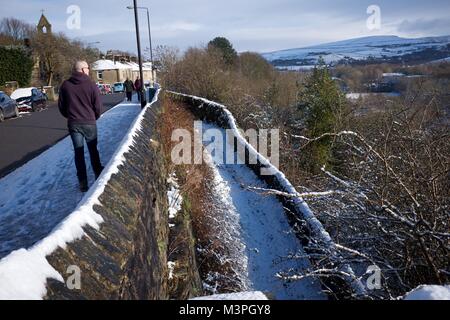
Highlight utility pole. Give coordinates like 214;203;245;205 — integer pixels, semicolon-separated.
127;5;155;87
145;9;155;87
132;0;146;108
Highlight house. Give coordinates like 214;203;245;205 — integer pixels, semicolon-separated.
91;59;153;85
104;50;136;63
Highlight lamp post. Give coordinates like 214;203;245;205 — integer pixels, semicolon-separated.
87;41;100;47
130;0;146;108
87;41;101;60
127;5;154;87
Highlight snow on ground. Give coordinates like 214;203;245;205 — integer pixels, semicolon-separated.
168;261;176;280
200;122;325;300
170;92;339;248
192;291;268;300
262;35;450;64
346;93;371;100
169;91;365;296
382;73;405;77
275;65;315;71
346;92;401;100
0;91;160;299
167;173;182;220
403;285;450;300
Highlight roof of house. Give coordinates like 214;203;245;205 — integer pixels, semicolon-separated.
122;61;152;71
92;59;152;71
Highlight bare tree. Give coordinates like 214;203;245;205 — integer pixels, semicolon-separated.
31;32;99;86
0;18;33;44
285;82;449;297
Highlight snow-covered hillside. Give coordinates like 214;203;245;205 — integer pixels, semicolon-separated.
262;35;450;66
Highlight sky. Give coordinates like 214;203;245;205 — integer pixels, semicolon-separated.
1;0;450;54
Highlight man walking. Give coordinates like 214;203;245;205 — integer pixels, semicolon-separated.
59;61;104;192
134;76;142;102
123;77;134;102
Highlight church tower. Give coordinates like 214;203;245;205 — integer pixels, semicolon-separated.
37;13;52;34
31;13;53;88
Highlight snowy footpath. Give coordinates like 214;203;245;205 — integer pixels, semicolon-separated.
0;99;141;259
200;123;325;300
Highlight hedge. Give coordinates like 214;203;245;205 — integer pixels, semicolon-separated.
0;46;34;87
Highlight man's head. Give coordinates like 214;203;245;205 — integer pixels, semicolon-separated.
73;60;90;76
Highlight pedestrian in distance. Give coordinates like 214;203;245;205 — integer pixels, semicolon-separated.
58;60;104;192
123;77;134;102
134;76;142;102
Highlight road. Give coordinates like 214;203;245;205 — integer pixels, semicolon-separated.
0;93;125;178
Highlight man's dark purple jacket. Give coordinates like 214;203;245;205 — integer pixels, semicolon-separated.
58;72;102;125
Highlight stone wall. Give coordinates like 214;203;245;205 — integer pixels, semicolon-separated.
44;100;170;300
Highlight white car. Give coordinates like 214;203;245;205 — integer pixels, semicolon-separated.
11;87;47;112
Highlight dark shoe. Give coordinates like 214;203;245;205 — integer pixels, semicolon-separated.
79;179;88;192
95;166;104;180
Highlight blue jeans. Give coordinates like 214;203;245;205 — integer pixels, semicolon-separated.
68;123;103;182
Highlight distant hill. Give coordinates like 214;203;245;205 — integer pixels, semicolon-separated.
262;35;450;68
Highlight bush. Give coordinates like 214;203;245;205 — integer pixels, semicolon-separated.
297;60;346;171
208;37;237;66
0;46;33;86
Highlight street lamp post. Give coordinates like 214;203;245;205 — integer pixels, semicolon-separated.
87;41;100;47
131;0;146;108
127;5;154;87
87;41;101;59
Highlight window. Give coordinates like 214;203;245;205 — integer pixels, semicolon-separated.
97;71;103;80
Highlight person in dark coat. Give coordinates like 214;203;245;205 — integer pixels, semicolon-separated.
58;60;104;192
123;77;134;101
134;76;142;102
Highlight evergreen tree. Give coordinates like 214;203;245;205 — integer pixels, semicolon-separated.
207;37;237;66
0;46;33;86
298;57;345;171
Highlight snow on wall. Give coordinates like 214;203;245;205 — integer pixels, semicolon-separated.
167;91;367;297
403;285;450;300
0;89;161;300
192;291;269;300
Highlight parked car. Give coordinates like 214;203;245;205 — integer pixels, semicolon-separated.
97;83;112;95
0;91;19;122
10;87;47;112
113;82;125;93
103;84;112;94
97;83;105;95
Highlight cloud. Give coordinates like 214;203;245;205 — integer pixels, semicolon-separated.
153;21;203;38
2;0;450;53
397;18;450;36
